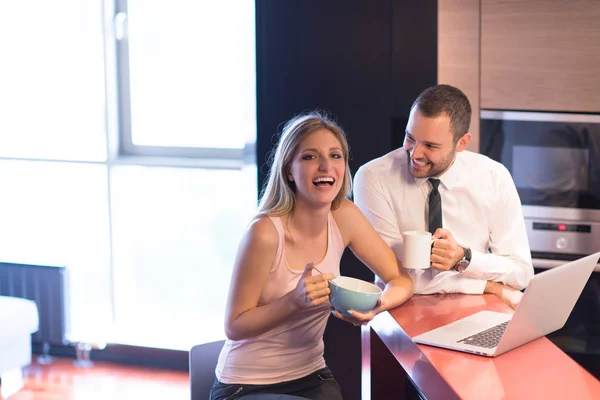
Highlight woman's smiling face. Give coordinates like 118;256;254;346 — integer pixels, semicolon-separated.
287;129;346;207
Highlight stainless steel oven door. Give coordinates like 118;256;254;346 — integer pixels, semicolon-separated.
480;111;600;222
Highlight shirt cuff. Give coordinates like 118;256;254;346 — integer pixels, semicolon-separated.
457;277;487;294
460;249;487;280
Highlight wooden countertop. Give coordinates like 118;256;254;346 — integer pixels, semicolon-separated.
366;293;600;400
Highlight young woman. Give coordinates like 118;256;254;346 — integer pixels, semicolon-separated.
210;112;414;400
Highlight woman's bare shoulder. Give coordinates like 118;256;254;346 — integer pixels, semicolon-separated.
245;215;280;249
332;198;361;220
332;199;364;240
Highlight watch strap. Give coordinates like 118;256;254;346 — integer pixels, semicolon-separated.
463;247;472;262
453;247;471;272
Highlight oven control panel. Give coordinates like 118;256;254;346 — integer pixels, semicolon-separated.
526;219;600;256
532;222;591;233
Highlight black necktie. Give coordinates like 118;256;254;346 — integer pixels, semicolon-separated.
428;178;442;234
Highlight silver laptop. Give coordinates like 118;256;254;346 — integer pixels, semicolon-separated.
412;252;600;357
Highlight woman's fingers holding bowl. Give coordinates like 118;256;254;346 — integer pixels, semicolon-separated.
305;282;331;304
294;267;338;308
348;309;378;324
330;308;375;326
302;273;333;289
303;273;333;294
308;272;335;283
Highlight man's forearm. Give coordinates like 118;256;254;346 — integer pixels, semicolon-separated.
464;251;533;290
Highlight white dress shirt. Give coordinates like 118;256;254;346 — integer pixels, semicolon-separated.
354;148;534;294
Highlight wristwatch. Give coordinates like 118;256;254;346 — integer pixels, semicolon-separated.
454;247;471;273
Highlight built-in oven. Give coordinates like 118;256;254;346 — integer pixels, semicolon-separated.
480;110;600;379
480;110;600;259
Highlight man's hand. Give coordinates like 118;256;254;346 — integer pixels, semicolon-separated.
430;228;464;271
485;281;523;310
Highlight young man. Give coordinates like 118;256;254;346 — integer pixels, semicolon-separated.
354;84;534;309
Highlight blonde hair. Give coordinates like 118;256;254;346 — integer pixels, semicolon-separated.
258;111;352;216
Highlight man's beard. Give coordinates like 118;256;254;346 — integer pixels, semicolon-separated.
407;148;456;178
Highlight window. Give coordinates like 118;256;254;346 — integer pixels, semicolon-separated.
0;0;257;350
110;0;257;348
117;0;256;160
110;165;256;349
0;1;107;161
0;160;113;340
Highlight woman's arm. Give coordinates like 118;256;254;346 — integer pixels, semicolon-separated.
333;200;413;323
224;217;334;341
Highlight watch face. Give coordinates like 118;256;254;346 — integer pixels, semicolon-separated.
456;260;470;272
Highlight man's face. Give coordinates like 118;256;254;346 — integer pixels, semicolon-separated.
403;107;471;178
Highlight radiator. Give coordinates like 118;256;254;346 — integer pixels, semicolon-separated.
0;262;69;347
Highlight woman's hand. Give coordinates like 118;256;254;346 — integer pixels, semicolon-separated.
329;299;385;326
291;261;335;310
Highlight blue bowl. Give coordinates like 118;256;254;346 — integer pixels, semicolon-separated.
329;276;382;316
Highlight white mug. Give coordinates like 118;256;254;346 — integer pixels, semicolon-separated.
402;230;436;270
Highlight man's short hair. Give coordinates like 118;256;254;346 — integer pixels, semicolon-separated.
412;84;472;142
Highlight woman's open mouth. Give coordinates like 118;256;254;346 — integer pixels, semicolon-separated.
312;176;335;187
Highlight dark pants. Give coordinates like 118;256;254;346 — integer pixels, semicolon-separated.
209;367;343;400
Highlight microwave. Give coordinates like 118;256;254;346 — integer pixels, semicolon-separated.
480;110;600;259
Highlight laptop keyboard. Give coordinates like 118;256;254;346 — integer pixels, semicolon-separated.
457;321;510;348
